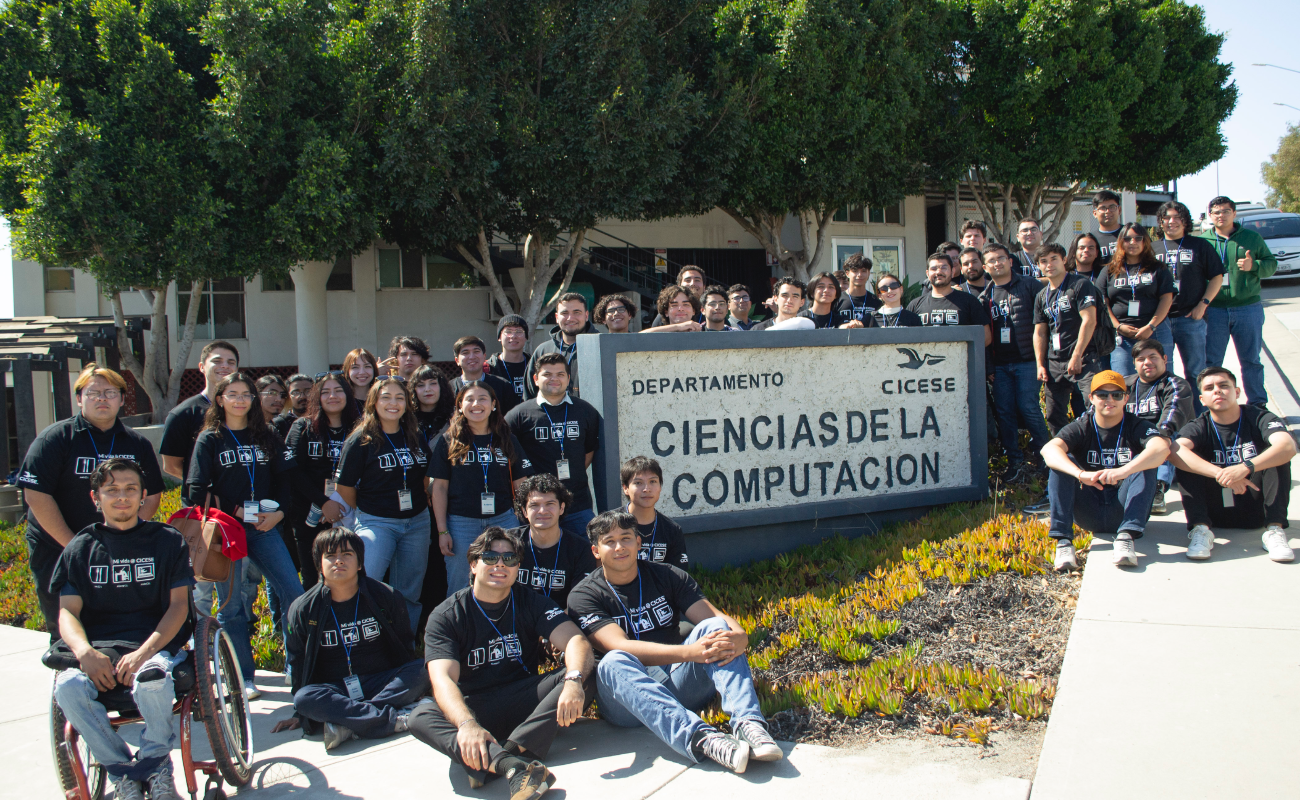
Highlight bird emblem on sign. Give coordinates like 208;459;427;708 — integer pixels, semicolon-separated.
896;348;946;369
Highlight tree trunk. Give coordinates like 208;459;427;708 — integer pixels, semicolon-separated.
719;207;834;284
963;171;1090;247
457;227;588;333
110;278;206;422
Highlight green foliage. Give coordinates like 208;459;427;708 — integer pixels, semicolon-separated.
1263;124;1300;213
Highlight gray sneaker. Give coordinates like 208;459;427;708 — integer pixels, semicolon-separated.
1053;541;1079;572
323;721;356;751
695;728;750;773
145;759;181;800
732;719;783;762
1112;533;1138;567
113;774;144;800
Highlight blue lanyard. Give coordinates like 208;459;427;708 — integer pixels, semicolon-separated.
1092;412;1124;467
1213;231;1230;266
604;572;644;640
328;593;362;675
847;292;869;318
224;426;258;501
541;401;570;457
474;433;494;491
1045;283;1063;329
471;590;529;674
1162;238;1184;282
880;310;902;327
560;342;576;366
629;504;658;556
84;423;116;462
381;430;409;484
529;534;563;597
1211;413;1246;464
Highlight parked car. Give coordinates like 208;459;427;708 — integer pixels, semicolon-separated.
1235;211;1300;281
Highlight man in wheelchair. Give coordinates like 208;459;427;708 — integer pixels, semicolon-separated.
49;458;195;800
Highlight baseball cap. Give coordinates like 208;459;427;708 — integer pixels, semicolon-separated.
1090;370;1127;394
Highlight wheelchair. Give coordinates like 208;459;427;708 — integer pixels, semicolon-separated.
47;615;253;800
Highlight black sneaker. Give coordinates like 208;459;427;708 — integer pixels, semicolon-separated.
694;728;750;773
1150;491;1167;515
1022;497;1051;516
506;760;554;800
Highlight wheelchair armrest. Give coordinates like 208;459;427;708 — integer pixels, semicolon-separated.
41;641;132;672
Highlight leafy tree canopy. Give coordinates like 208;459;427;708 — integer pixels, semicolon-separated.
1263;123;1300;213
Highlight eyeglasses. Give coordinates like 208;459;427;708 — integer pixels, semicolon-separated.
704;300;727;308
1096;204;1120;213
477;551;520;567
381;376;408;384
315;370;345;382
259;390;287;399
604;306;629;316
878;282;902;292
81;390;121;401
730;295;751;303
1093;390;1126;401
1208;208;1233;216
222;393;256;402
1019;226;1040;233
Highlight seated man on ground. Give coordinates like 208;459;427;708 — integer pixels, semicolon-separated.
409;527;594;800
566;511;783;775
276;527;429;750
50;459;194;800
621;456;689;568
1171;367;1297;562
1124;338;1194;514
1039;371;1170;571
510;474;598;608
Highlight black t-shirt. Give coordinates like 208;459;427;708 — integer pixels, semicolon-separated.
1152;236;1226;318
839;292;883;323
1014;250;1041;279
1095;228;1121;264
635;511;690;568
485;355;530;404
18;415;166;548
504;398;601;511
1055;410;1164;471
510;526;599;608
424;586;570;695
427;431;533;518
1033;274;1099;372
799;300;881;329
1125;373;1194;436
1094;265;1175;327
451;373;521;416
49;520;194;653
312;594;392;682
159;392;211;491
907;290;990;328
285;417;349;511
567;562;705;653
186;427;292;512
334;430;431;519
871;308;923;327
271;412;303;442
1178;405;1287;467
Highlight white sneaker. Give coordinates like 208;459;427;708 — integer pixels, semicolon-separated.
1187;526;1215;560
1262;526;1295;562
1112;533;1138;567
1053;541;1079;572
244;682;262;701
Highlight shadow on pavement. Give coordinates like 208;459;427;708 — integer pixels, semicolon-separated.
247;756;365;798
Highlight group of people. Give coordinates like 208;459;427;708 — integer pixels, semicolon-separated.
21;190;1293;799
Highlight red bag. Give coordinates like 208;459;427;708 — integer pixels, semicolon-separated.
168;498;248;579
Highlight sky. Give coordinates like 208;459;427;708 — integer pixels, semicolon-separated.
0;0;1296;317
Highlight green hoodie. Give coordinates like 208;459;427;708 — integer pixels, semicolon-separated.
1197;223;1276;308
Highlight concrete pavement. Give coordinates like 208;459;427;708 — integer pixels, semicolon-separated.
1032;281;1300;799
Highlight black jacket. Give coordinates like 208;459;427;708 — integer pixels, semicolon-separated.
284;575;415;731
980;273;1039;364
526;321;597;399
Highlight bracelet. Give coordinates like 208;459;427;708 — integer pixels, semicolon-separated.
458;718;477;728
438;531;451;536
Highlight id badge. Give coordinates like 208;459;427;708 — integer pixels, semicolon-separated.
1000;327;1011;344
556;459;571;480
1127;300;1141;317
481;492;496;515
397;489;413;511
1173;280;1180;292
1052;332;1062;353
325;478;337;495
344;674;364;701
243;501;260;523
1222;487;1235;508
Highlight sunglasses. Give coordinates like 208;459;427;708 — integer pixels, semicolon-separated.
1093;390;1126;401
878;282;902;292
315;370;346;382
477;551;520;567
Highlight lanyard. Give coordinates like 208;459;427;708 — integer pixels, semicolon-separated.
1136;379;1160;411
880;309;902;327
85;424;116;462
847;292;869;318
604;572;644;640
471;590;529;673
1211;413;1246;464
1092;412;1124;467
1045;283;1063;329
382;430;409;484
496;358;519;383
1213;231;1230;266
474;433;494;491
327;428;344;469
224;426;258;500
328;593;362;675
541;401;570;457
560;342;576;367
1162;238;1184;281
628;504;659;553
529;534;563;597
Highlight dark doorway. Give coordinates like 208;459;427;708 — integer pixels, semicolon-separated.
926;203;948;255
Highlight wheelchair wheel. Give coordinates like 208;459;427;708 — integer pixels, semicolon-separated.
50;690;106;800
195;616;254;787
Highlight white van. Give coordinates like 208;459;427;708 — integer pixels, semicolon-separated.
1235;211;1300;281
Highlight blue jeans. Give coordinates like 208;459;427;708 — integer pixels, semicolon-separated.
1169;315;1208;413
293;658;428;739
355;509;431;632
596;617;766;761
216;524;304;681
1205;302;1267;405
1047;460;1159;541
991;361;1052;465
445;510;520;596
1157;460;1175;488
1111;320;1175;376
560;507;596;539
54;651;180;780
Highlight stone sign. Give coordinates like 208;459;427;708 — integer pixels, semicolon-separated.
579;327;987;533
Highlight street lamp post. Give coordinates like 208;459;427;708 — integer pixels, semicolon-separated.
1254;63;1300;75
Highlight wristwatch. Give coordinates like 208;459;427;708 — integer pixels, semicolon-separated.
563;670;583;683
1244;459;1256;476
1201;298;1211;305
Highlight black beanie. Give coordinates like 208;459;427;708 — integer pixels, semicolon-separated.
497;314;529;340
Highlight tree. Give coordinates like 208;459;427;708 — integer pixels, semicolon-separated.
710;0;948;282
956;0;1236;245
1263;124;1300;213
373;0;704;331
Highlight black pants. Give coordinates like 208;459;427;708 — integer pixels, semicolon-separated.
1177;464;1291;531
1044;365;1095;435
417;514;448;638
26;529;62;640
290;512;321;589
407;669;594;781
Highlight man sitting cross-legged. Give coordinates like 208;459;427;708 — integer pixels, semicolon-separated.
50;459;195;800
274;527;429;750
408;527;595;800
1171;366;1297;562
566;510;783;774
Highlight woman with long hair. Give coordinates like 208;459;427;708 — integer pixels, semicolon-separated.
410;365;454;441
187;372;304;698
284;372;360;588
1095;223;1175;376
428;381;533;594
333;376;431;631
342;347;379;413
1066;232;1102;280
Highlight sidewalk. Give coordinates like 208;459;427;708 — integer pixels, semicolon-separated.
1032;287;1300;799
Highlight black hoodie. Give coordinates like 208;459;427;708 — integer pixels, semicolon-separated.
526;321;597;400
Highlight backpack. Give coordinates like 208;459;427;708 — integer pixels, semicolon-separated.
1086;276;1117;357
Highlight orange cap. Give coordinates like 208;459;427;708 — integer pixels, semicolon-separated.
1090;370;1127;394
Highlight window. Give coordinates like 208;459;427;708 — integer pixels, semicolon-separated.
44;265;75;292
328;253;353;291
834;202;903;224
831;238;906;276
178;277;246;339
263;273;293;291
378;248;425;289
426;254;474;288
